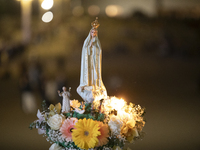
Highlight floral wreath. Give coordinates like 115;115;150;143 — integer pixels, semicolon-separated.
30;96;146;150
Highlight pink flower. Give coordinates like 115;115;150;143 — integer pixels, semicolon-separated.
60;118;78;142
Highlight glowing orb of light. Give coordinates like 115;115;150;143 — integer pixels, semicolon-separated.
110;97;126;110
42;11;53;23
88;5;100;16
41;0;54;10
105;5;123;17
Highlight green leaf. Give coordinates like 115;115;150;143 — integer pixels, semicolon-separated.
41;100;48;112
97;113;105;121
84;103;92;113
29;122;36;130
64;112;72;118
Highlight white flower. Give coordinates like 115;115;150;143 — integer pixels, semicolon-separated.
74;108;85;114
38;128;46;135
37;109;45;123
49;143;63;150
108;116;123;136
47;114;63;130
104;148;111;150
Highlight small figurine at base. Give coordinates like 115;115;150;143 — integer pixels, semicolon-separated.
58;86;71;113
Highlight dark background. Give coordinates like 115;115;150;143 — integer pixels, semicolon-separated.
0;0;200;150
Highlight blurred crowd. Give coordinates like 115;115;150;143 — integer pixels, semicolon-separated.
18;58;69;113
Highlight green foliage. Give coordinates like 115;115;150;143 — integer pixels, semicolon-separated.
46;125;50;137
63;112;72;118
72;111;95;120
96;136;124;150
29;122;36;130
96;113;105;122
107;137;124;149
58;141;81;150
84;103;92;113
63;103;106;122
41;100;48;112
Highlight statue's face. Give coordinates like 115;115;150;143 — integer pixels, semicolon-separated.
63;87;66;91
91;29;97;37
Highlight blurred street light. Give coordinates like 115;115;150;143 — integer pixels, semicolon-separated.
105;5;123;17
41;0;54;10
40;0;54;23
42;11;53;23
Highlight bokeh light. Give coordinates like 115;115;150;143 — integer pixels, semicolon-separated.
42;11;53;23
88;5;100;16
105;5;123;17
41;0;54;10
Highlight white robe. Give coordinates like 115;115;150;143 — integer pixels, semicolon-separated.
77;30;107;103
60;91;70;113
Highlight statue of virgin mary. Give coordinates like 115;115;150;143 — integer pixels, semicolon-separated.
77;18;107;103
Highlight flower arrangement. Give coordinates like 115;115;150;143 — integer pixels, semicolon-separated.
30;97;146;150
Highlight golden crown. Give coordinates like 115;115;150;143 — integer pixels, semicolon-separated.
91;17;100;29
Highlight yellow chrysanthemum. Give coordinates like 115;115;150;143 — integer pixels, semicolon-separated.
121;119;135;134
72;118;100;150
49;103;61;114
70;100;81;109
121;119;138;143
